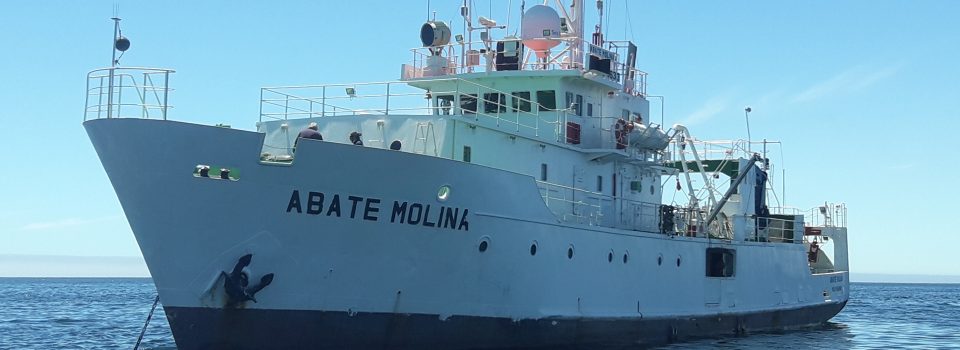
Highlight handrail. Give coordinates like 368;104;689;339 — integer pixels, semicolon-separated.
404;38;647;96
84;67;175;121
259;77;574;142
535;180;709;237
748;216;804;244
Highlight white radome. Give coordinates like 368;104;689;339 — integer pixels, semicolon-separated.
521;5;562;56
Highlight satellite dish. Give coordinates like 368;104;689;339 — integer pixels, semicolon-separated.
115;36;131;52
420;21;451;47
521;5;561;58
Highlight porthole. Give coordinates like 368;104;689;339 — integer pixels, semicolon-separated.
657;254;663;266
677;256;682;267
623;251;629;264
530;241;538;256
478;239;489;253
567;245;575;259
608;250;614;263
437;185;451;201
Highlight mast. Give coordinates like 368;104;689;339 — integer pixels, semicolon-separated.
554;0;585;64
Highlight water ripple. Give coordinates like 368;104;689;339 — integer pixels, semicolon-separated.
0;279;958;349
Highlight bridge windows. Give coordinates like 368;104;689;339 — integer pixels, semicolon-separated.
436;95;454;115
587;103;594;117
536;90;556;111
706;248;736;277
460;94;478;114
463;146;472;163
511;91;531;112
564;92;584;116
483;93;506;113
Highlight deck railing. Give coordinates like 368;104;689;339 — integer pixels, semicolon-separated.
84;67;174;121
806;203;847;228
771;203;847;228
260;77;575;143
403;38;647;96
536;180;709;236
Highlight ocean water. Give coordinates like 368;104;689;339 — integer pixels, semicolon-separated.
0;279;958;349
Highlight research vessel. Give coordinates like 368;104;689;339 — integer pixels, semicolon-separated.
84;1;849;348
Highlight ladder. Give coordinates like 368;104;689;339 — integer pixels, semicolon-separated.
413;122;438;156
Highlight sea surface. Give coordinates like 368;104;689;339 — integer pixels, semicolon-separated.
0;279;958;349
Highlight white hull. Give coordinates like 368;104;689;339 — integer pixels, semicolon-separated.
86;118;847;348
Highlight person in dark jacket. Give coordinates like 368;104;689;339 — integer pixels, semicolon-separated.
294;122;323;150
349;131;363;146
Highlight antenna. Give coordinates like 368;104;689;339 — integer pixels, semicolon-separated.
744;107;753;153
506;0;512;33
593;0;604;45
110;5;131;67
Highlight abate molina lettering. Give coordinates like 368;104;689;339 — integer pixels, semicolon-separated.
285;189;469;231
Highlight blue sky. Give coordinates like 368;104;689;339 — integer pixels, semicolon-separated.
1;0;958;279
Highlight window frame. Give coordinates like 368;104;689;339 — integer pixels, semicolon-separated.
536;90;557;111
483;92;506;114
510;91;532;112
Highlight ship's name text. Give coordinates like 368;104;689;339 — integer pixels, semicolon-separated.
285;190;469;231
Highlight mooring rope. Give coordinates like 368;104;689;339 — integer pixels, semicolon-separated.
133;294;161;350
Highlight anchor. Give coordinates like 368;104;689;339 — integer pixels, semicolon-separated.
221;253;274;306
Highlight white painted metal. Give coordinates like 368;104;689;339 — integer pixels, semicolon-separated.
85;118;848;321
82;1;849;345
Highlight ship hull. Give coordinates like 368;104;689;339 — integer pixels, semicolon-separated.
164;301;846;349
85;118;848;349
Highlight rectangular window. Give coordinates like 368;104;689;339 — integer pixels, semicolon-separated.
460;94;478;114
587;103;593;117
540;163;548;181
621;109;630;120
436;95;454;115
483;92;506;113
596;175;603;192
706;248;736;278
536;90;556;111
565;92;574;112
463;146;472;163
575;95;583;116
511;91;531;112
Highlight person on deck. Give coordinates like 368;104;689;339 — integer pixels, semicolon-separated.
294;122;323;150
349;131;363;146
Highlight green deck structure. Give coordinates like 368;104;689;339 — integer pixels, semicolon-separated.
664;159;741;178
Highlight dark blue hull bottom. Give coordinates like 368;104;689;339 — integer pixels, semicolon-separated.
165;301;846;349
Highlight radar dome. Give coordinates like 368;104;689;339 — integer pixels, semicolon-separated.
521;5;561;57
